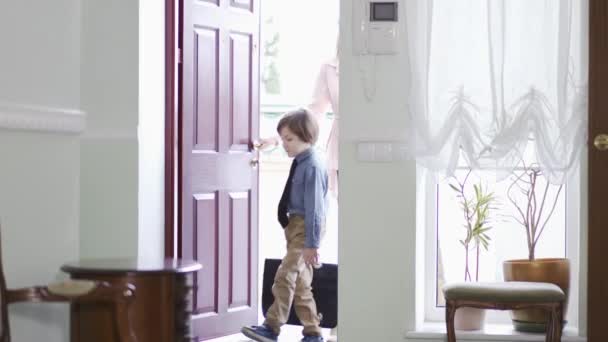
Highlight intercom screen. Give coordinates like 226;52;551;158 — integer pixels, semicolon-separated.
370;2;398;22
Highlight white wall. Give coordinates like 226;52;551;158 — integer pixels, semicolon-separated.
138;0;166;261
0;0;81;108
0;0;161;339
0;131;80;342
80;0;140;259
338;1;417;341
80;0;165;262
0;1;82;341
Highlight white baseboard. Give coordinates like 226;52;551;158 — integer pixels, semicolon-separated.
0;101;86;134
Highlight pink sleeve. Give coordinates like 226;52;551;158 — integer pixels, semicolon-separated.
307;65;331;123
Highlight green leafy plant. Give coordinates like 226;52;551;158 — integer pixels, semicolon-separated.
507;164;564;260
450;170;496;282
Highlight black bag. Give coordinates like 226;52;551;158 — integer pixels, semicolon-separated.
261;259;338;328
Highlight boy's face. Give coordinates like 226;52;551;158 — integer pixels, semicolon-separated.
279;127;311;158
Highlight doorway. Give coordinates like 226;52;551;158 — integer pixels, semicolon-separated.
257;0;340;321
164;0;340;340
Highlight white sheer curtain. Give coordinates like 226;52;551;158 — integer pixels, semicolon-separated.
405;0;588;184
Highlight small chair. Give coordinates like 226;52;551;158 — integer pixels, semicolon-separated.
443;282;565;342
0;223;137;342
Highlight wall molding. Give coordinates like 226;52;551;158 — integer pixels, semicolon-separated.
0;101;86;134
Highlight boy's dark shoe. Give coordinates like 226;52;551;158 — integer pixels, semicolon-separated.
301;335;325;342
241;324;278;342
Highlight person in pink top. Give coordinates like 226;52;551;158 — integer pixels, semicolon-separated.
307;57;339;196
260;57;339;196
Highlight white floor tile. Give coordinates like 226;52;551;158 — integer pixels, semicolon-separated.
207;325;334;342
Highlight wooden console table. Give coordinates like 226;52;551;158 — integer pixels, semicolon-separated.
62;258;202;342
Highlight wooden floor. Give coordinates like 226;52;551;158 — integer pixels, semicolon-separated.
207;325;334;342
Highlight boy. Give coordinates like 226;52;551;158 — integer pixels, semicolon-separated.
242;109;328;342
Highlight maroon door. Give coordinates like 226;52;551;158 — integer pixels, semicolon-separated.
181;0;260;339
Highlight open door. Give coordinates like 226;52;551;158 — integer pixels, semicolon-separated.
171;0;261;339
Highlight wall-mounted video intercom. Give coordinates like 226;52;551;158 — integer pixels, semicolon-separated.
352;0;399;55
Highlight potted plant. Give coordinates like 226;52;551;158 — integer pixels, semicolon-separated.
502;164;569;332
448;170;496;330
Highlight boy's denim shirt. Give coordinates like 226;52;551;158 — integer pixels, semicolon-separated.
287;148;328;248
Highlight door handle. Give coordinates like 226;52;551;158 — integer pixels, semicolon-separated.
594;134;608;151
250;158;259;169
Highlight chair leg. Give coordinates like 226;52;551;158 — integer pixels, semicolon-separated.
545;308;554;342
553;303;563;342
545;302;564;342
115;301;137;342
445;300;457;342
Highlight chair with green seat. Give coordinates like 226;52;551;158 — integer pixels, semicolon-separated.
443;281;565;342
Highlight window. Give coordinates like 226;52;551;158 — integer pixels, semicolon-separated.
418;147;581;328
406;0;586;334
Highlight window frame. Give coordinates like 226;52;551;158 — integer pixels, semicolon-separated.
419;165;582;328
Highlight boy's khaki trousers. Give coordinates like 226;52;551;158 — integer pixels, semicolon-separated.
264;215;323;336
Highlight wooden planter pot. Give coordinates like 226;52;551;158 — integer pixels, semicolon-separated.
503;258;570;332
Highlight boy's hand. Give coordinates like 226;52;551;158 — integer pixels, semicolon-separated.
303;248;320;268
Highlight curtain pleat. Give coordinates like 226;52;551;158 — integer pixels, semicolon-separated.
405;0;588;184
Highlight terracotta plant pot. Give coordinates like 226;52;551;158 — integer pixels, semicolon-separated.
503;258;570;332
454;307;486;331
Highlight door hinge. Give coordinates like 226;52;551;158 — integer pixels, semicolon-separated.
178;48;183;64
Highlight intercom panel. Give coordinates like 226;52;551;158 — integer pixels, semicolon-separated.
352;0;399;55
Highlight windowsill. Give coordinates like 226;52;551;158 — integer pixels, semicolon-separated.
405;322;586;341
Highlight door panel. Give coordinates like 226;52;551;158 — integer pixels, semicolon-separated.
230;32;253;149
228;191;252;308
194;28;219;150
181;0;260;339
194;192;219;314
231;0;253;11
202;0;220;6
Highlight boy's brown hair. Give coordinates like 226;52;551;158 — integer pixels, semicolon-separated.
276;108;319;144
